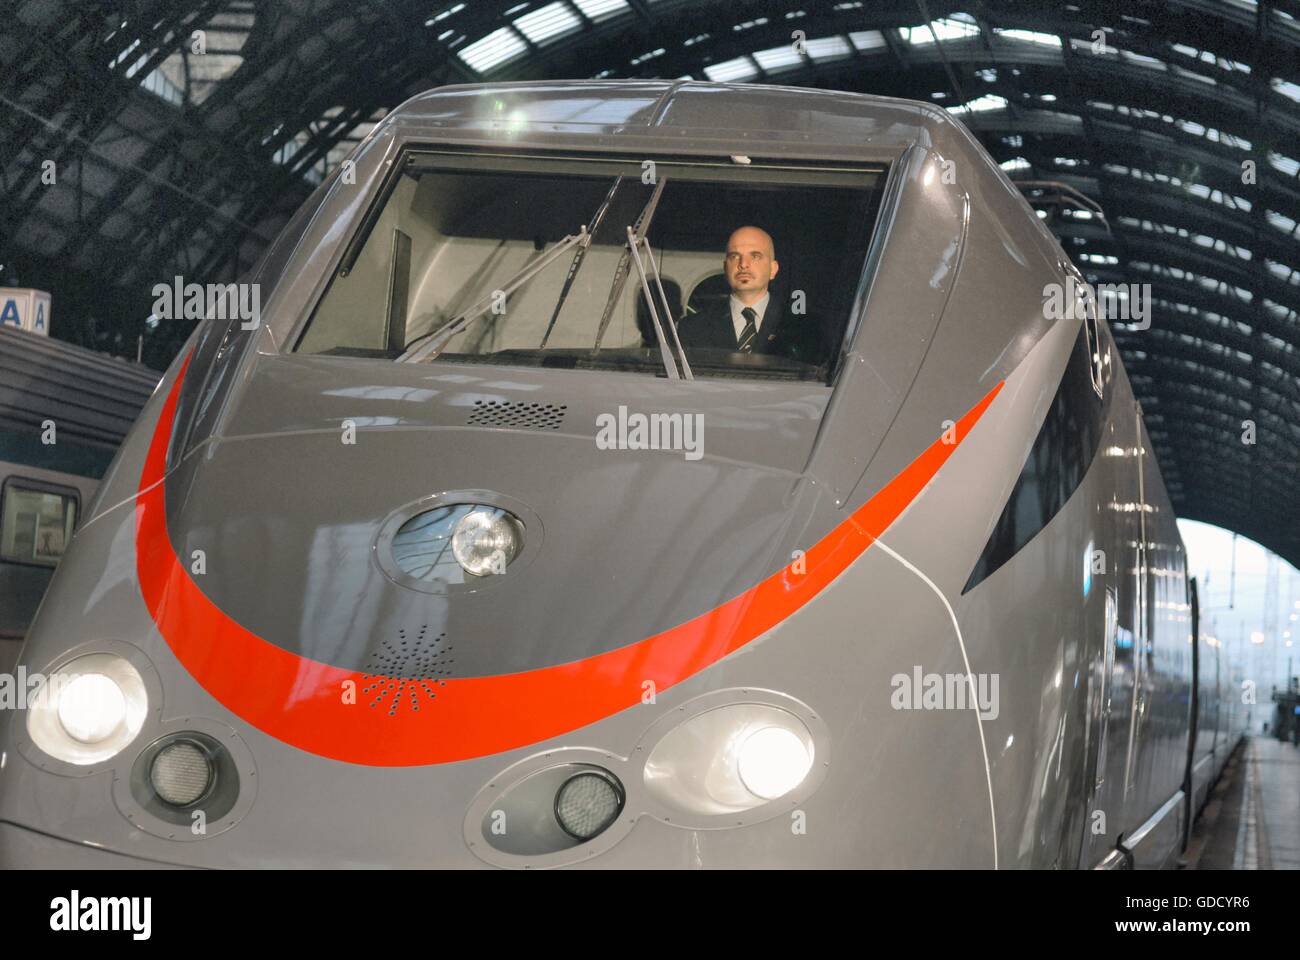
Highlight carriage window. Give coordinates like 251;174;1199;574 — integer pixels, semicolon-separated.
0;481;78;566
295;152;886;382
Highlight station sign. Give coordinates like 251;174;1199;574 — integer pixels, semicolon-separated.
0;288;52;336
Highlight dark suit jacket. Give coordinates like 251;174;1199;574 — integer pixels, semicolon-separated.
675;295;827;366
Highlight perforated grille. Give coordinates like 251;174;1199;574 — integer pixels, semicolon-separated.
361;625;454;717
467;400;566;430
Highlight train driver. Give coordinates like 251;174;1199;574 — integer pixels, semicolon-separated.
676;225;825;364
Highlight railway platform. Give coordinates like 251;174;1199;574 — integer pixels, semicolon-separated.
1187;736;1300;870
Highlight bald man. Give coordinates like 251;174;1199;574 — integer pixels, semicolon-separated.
675;226;826;365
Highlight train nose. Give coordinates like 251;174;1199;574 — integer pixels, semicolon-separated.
460;691;828;868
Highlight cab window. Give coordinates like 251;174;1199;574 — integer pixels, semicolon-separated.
295;151;886;383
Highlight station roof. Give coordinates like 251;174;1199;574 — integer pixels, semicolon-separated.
2;0;1297;566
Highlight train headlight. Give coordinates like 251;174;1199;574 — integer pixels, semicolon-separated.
451;509;522;577
27;654;148;765
58;674;127;743
150;740;214;806
737;726;813;800
643;702;817;815
554;770;624;840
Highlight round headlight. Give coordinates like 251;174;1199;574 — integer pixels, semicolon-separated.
451;509;521;577
26;653;148;765
554;770;624;841
57;673;127;743
150;741;213;806
643;703;818;816
737;726;813;800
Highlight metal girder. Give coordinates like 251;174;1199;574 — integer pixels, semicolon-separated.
2;0;1299;567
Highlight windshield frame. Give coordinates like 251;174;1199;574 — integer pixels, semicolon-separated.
287;145;892;386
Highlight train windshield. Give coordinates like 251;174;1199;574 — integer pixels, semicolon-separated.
295;151;886;382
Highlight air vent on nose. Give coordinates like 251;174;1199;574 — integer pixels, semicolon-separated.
467;400;566;430
361;625;454;718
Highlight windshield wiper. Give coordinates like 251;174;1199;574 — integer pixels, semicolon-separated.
592;177;665;352
398;226;590;363
626;227;692;380
539;176;623;349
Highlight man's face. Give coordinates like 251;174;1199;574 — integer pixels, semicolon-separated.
724;227;779;298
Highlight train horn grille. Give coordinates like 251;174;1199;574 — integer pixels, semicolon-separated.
466;400;566;430
361;625;454;717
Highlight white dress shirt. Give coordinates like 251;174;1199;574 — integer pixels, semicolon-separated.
729;292;771;344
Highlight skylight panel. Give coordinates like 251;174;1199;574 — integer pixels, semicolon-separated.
947;93;1008;114
1269;151;1299;176
1121;49;1166;69
900;17;979;45
108;38;142;71
753;45;803;72
994;28;1061;47
1272;78;1300;103
806;36;852;61
573;0;629;20
1173;66;1216;84
426;2;464;26
515;2;581;44
458;27;528;72
1267;210;1298;234
850;30;886;51
703;56;758;82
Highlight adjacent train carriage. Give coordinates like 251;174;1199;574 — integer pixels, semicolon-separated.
0;81;1246;869
0;327;157;650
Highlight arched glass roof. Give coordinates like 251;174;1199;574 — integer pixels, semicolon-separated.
1;0;1297;565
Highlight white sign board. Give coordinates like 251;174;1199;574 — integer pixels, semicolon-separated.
0;288;52;336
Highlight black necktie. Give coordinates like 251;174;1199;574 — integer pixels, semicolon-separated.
738;307;758;353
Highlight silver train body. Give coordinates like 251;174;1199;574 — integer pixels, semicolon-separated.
0;81;1247;868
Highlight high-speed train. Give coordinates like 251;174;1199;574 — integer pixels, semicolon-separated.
0;80;1247;868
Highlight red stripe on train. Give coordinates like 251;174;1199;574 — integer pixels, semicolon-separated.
135;354;1002;766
